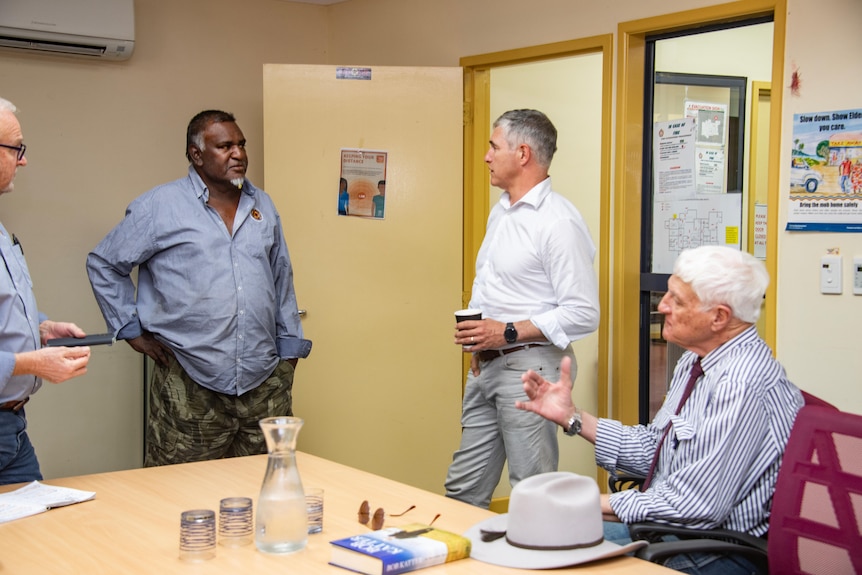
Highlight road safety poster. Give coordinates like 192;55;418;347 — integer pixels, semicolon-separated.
786;108;862;232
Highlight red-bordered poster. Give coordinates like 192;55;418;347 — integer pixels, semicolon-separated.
338;149;388;219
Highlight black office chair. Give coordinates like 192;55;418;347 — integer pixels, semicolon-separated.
608;473;643;493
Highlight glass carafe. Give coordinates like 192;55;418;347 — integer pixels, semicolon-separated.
255;416;307;554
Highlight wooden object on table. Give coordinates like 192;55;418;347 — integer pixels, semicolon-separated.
0;452;675;574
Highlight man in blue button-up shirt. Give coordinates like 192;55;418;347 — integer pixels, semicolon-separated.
0;97;91;485
87;110;311;466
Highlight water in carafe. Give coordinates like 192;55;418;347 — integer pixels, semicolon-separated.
255;416;307;554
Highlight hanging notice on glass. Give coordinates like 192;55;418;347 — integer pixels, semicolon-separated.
685;101;728;194
685;101;728;147
652;194;742;273
653;118;696;200
652;117;741;273
786;108;862;232
753;203;768;260
338;149;388;219
695;148;725;194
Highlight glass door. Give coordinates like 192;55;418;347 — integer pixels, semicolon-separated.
638;19;772;422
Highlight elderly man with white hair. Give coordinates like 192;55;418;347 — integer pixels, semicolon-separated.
517;245;802;575
0;97;91;485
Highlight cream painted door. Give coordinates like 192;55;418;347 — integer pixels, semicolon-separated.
263;65;463;494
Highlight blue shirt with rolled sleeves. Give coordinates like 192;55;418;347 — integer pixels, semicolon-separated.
87;166;311;396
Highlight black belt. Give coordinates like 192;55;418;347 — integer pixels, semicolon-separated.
476;344;540;363
0;398;29;412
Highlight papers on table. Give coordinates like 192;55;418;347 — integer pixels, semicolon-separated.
0;481;95;523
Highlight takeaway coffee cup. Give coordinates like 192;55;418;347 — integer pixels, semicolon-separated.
455;309;482;351
455;309;482;323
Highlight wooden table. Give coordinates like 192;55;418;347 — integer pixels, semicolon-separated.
0;452;674;574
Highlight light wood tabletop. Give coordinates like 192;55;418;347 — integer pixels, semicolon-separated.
0;452;675;574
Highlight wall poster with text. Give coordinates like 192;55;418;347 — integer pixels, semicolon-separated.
786;108;862;232
338;149;388;219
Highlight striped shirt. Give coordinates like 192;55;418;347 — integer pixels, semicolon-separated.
596;326;802;536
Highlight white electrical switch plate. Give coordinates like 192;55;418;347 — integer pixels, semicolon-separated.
854;256;862;295
820;255;842;294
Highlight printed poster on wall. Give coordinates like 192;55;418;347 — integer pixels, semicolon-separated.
338;149;388;219
786;108;862;232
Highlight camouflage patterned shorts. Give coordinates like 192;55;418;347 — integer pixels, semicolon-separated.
144;356;295;467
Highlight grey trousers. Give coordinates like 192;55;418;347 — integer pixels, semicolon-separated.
444;344;576;508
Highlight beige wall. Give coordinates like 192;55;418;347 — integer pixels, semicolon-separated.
326;0;723;67
776;0;862;411
0;0;331;479
325;0;862;414
1;0;860;483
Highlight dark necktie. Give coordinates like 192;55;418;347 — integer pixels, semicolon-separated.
642;358;703;490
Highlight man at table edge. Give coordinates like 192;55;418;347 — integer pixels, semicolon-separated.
516;245;802;575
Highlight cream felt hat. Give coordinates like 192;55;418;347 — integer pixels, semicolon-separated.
464;472;646;569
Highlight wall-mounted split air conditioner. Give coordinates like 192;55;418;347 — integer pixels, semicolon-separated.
0;0;135;61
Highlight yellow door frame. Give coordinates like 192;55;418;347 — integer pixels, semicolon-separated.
614;0;787;425
748;81;773;339
461;37;614;509
460;35;614;407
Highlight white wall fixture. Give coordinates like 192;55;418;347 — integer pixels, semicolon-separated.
0;0;135;61
821;254;842;295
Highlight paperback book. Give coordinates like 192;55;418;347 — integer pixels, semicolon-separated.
330;523;471;575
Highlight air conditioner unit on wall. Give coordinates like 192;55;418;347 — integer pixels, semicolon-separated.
0;0;135;61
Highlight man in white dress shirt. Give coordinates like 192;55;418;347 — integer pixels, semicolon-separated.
445;109;600;508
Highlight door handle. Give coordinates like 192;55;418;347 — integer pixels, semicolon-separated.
298;309;307;317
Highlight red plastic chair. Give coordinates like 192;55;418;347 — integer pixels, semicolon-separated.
767;404;862;574
799;390;836;410
632;400;862;574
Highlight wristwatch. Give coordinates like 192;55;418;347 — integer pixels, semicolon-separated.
504;322;518;344
564;410;582;436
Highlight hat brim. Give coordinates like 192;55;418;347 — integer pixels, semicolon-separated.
464;514;647;570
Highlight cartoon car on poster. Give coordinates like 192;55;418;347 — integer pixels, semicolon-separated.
790;159;823;193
